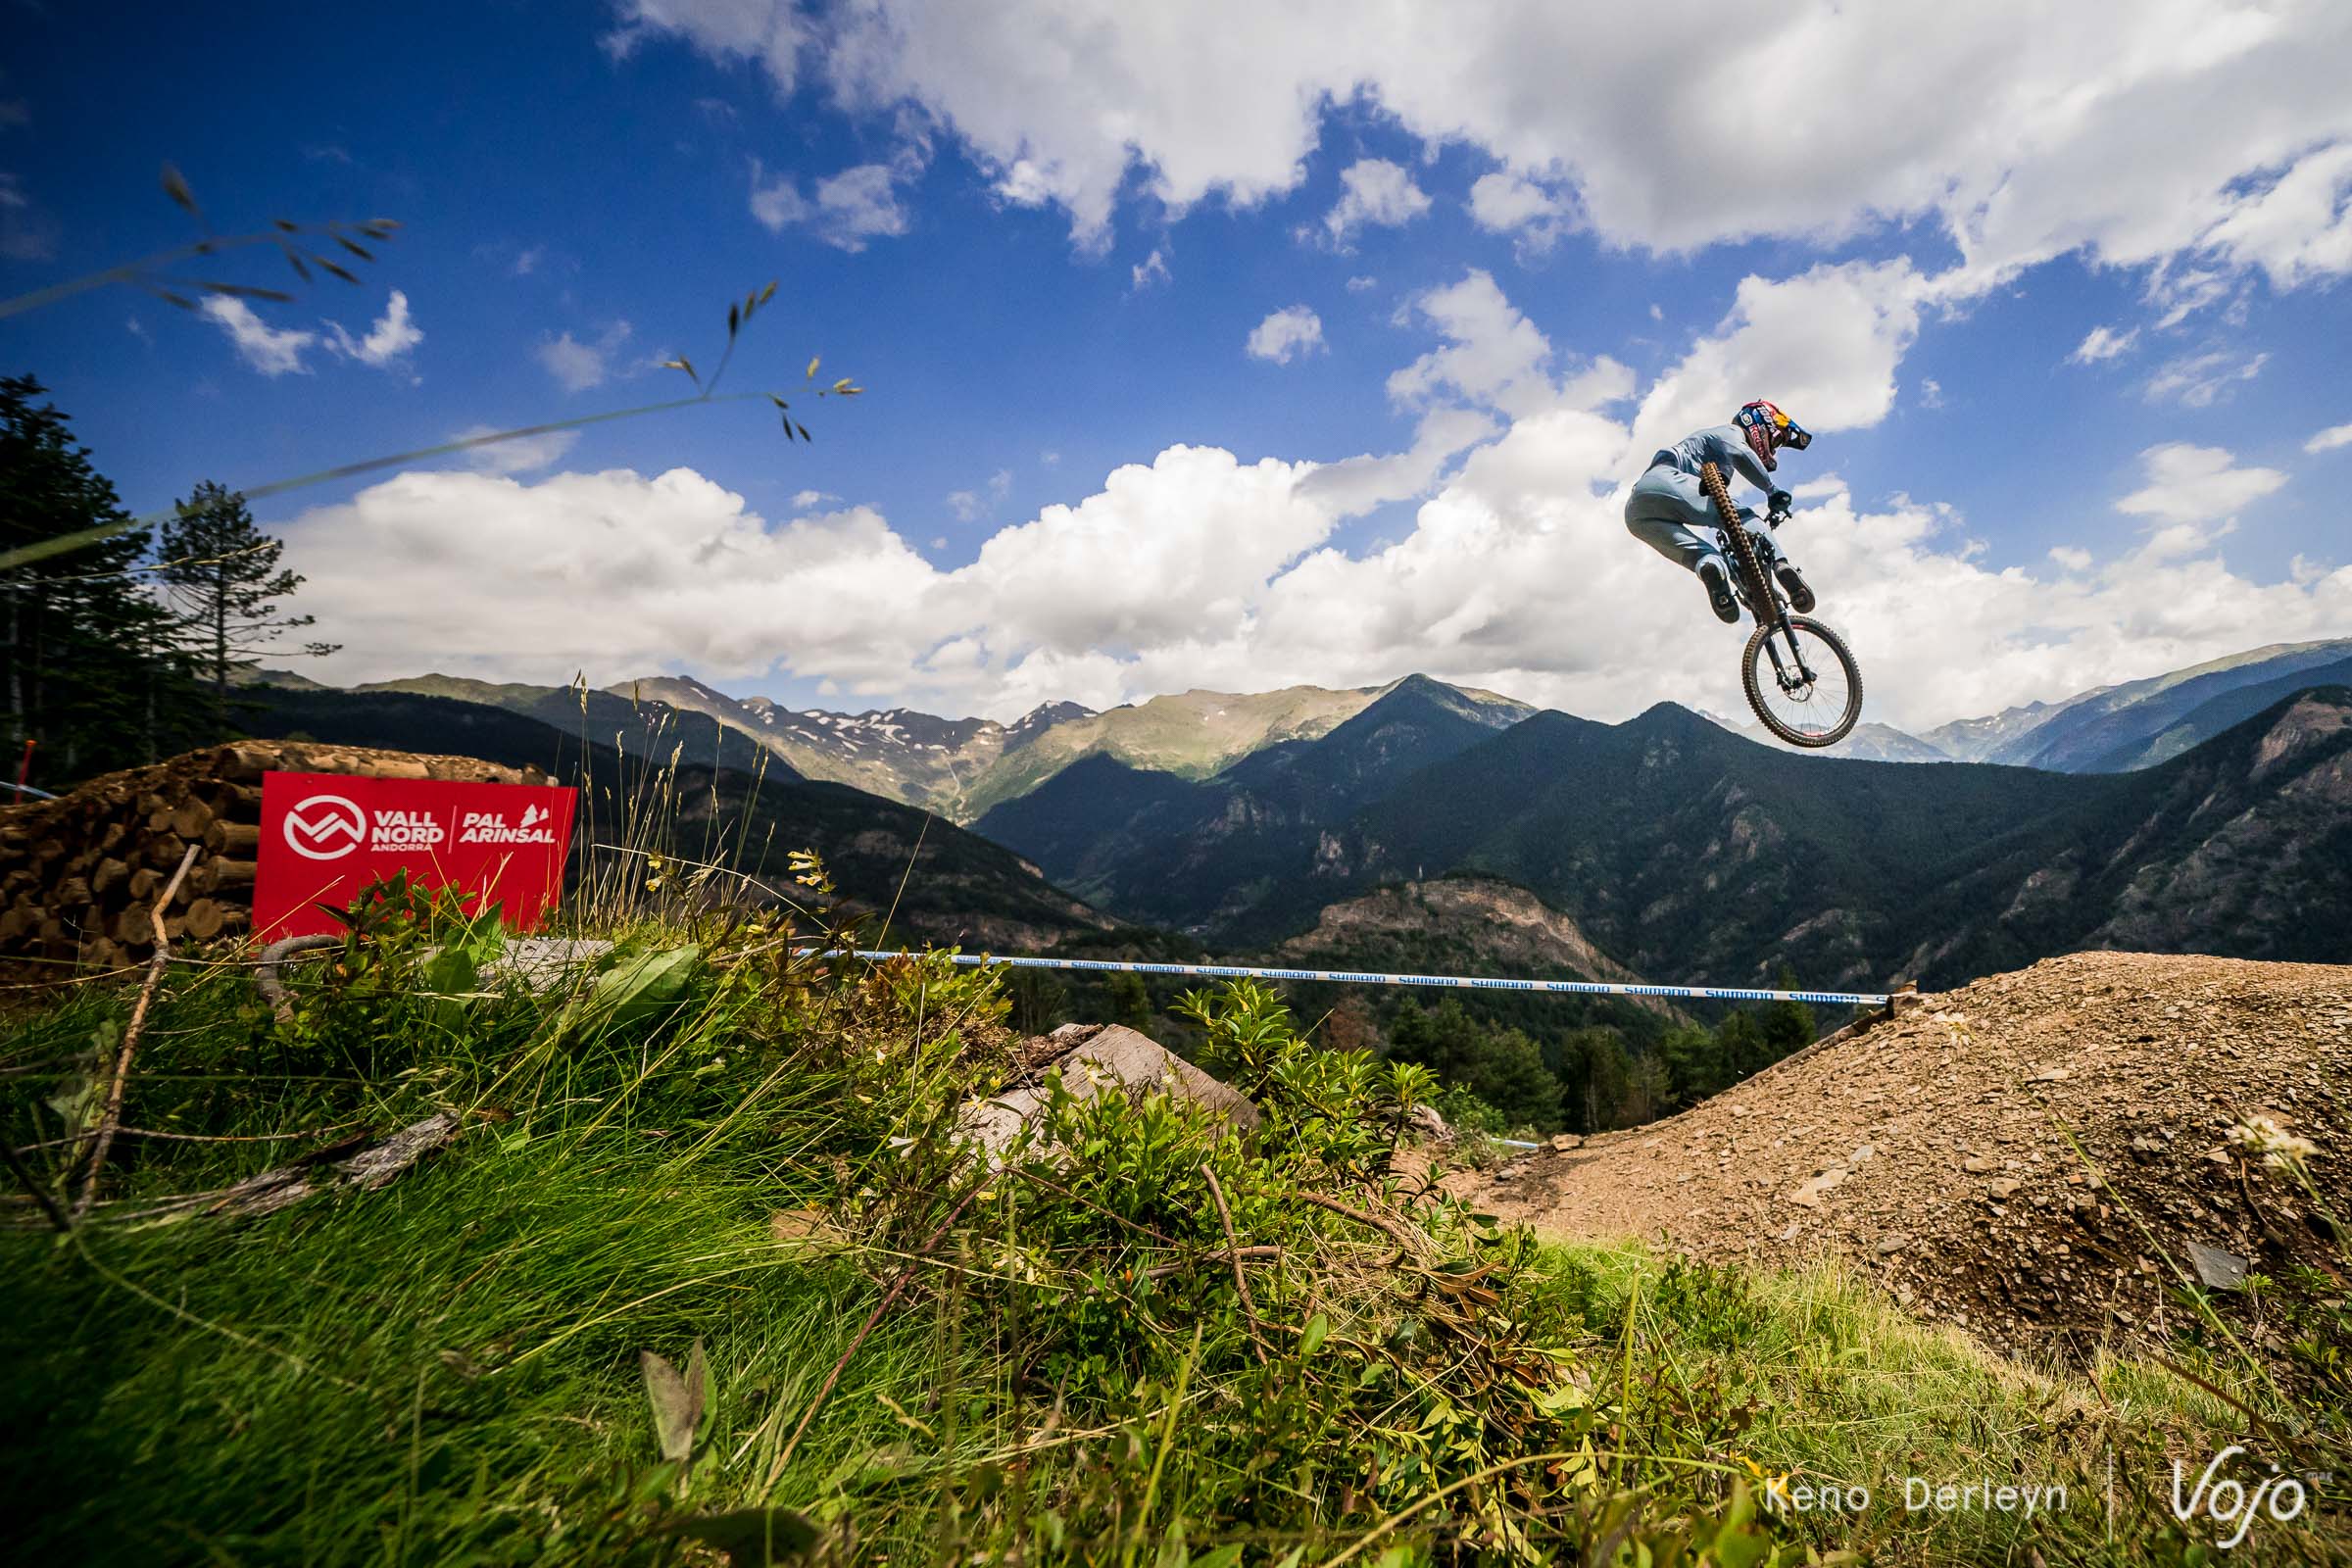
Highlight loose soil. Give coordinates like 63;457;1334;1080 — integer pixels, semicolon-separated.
1452;951;2352;1360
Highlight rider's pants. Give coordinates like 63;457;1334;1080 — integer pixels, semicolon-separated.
1624;466;1786;576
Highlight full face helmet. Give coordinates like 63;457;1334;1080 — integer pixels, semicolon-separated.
1736;399;1812;471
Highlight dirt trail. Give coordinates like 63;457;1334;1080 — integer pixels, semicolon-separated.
1453;952;2352;1357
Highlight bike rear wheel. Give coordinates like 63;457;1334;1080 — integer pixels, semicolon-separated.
1741;615;1863;748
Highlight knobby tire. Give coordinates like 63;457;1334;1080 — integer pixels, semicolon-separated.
1742;616;1864;748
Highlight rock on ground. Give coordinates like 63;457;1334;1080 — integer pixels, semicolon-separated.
956;1022;1261;1164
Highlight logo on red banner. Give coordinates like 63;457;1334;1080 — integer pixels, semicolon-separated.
254;771;577;940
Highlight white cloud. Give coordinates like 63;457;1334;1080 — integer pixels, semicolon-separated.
451;425;581;476
285;445;1347;710
792;488;838;508
1246;305;1324;365
2306;421;2352;455
2114;443;2287;525
1388;270;1554;417
2149;268;2233;330
201;297;318;376
282;268;2352;732
203;290;421;379
947;469;1015;522
1345;274;1376;292
2143;348;2268;408
2068;324;2137;365
285;435;2352;734
1321;158;1430;244
750;158;916;251
2196;140;2352;289
737;0;2352;301
1130;247;1170;290
1294;405;1500;516
322;290;423;371
1466;169;1572;251
605;0;806;94
513;246;545;277
1918;378;1944;409
536;321;633;392
1630;260;1924;459
0;171;57;261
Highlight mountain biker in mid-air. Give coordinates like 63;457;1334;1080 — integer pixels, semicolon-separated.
1625;400;1814;623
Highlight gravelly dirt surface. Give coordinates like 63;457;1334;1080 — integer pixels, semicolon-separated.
1451;952;2352;1359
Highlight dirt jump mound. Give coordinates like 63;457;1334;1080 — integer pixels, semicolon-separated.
1457;951;2352;1360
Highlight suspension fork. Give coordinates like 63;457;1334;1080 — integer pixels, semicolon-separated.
1701;462;1817;690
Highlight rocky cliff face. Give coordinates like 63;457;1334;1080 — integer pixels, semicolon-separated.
1282;877;1635;980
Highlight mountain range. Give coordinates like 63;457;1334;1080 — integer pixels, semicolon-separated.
239;640;2352;998
254;639;2352;823
975;678;2352;993
304;670;1516;820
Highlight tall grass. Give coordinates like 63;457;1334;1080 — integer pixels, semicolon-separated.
2;877;2342;1562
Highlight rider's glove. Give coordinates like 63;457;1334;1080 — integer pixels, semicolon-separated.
1767;489;1793;516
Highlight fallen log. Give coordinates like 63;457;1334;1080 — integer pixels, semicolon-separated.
121;1111;463;1223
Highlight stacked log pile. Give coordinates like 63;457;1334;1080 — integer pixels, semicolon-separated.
0;741;551;975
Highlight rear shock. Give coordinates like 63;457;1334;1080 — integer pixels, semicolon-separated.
1699;462;1776;624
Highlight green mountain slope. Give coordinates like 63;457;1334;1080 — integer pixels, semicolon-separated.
1311;690;2352;989
974;674;1531;928
355;674;793;778
955;682;1390;820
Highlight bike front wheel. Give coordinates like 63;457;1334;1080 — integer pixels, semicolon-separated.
1741;615;1863;748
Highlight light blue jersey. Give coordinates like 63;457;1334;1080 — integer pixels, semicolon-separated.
1624;424;1788;580
1649;424;1779;494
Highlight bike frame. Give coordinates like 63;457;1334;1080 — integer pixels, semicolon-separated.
1706;477;1818;697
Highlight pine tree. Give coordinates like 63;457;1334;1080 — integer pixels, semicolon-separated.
1104;969;1155;1034
0;374;197;785
156;480;337;712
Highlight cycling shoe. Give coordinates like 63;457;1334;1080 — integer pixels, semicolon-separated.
1697;560;1740;624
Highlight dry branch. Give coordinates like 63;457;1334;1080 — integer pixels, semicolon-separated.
1141;1244;1282;1282
70;844;198;1223
1201;1164;1267;1363
1296;1189;1428;1265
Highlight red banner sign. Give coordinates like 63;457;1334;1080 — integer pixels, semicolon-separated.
254;770;578;940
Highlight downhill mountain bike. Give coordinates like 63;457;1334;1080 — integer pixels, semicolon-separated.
1700;461;1864;748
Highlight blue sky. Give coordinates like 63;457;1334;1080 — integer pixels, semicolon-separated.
6;1;2350;729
